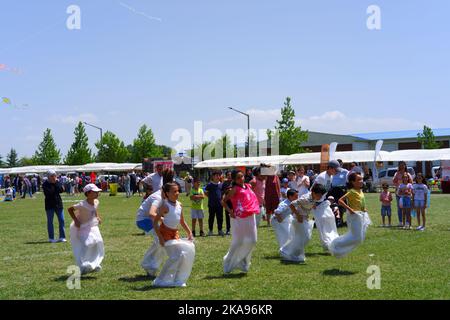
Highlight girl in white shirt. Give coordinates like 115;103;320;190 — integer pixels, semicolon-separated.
68;184;104;275
153;182;195;287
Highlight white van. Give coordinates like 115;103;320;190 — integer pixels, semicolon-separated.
377;167;416;187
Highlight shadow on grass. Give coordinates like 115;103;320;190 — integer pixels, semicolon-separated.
119;274;155;283
263;255;281;260
133;285;184;291
203;273;247;280
322;269;357;277
306;252;331;257
53;275;97;282
281;260;307;266
132;233;146;237
24;241;51;245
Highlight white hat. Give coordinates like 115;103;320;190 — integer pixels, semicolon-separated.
47;170;57;177
83;183;102;193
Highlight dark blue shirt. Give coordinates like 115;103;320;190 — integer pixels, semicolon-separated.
205;182;222;208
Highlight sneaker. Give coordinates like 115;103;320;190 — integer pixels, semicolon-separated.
226;231;230;236
416;226;423;231
49;239;57;243
218;230;225;237
200;231;205;237
208;231;214;237
58;238;67;243
192;231;196;238
94;266;102;272
419;227;426;231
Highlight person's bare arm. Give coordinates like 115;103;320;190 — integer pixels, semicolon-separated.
222;188;236;218
339;194;356;215
68;207;81;228
180;209;193;240
154;205;168;246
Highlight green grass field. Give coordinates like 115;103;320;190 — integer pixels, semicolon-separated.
1;192;449;300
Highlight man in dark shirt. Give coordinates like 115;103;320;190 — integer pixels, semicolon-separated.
205;170;224;237
42;170;66;243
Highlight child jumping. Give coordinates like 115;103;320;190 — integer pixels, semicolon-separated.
153;182;195;287
333;173;371;259
379;183;393;227
413;173;428;231
68;183;105;275
271;189;298;250
190;177;205;237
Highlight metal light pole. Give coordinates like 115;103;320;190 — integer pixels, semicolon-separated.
83;122;103;142
228;107;250;157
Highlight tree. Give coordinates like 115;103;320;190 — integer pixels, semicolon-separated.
270;97;308;155
19;157;36;167
157;145;174;158
129;125;162;163
33;129;62;165
6;148;19;167
65;122;93;165
0;154;4;168
418;125;442;149
95;131;130;163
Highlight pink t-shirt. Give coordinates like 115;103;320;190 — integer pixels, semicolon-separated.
251;178;266;207
231;184;260;219
379;191;393;206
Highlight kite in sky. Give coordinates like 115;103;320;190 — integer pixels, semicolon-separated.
2;97;11;104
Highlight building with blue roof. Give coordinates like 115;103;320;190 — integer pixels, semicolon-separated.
300;128;450;176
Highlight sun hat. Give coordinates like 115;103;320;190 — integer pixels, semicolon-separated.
83;183;102;193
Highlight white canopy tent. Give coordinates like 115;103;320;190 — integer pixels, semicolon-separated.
194;155;288;169
194;149;450;169
0;163;143;175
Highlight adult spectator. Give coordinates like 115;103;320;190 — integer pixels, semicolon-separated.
363;166;374;193
142;164;164;195
295;166;310;196
205;170;224;236
330;159;349;227
21;176;33;198
393;161;413;226
264;174;281;227
42;170;66;243
184;172;193;197
312;160;340;200
31;175;38;194
130;171;137;195
124;172;132;198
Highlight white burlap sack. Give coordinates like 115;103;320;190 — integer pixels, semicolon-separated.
141;229;166;276
329;211;371;259
223;215;257;274
153;239;196;287
70;220;104;274
271;214;293;249
313;201;339;251
279;219;314;262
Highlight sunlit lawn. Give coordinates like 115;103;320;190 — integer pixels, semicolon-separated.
1;191;449;300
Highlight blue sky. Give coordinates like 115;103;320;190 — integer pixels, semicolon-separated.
1;0;449;158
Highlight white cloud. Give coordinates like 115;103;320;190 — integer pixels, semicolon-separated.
48;113;98;125
206;108;425;136
298;111;424;134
